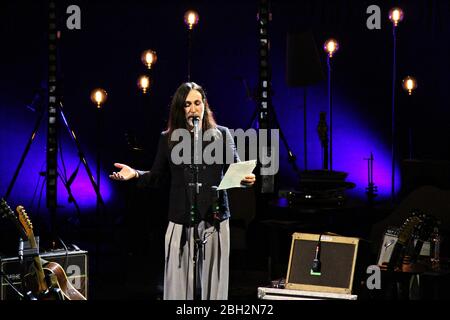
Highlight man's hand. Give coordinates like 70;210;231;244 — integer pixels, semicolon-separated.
241;173;256;186
109;163;137;181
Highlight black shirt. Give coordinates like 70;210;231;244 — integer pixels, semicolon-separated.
137;125;240;225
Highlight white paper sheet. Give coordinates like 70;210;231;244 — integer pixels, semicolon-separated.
217;160;257;190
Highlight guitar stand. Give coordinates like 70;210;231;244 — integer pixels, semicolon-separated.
20;236;41;295
19;236;65;300
20;236;40;264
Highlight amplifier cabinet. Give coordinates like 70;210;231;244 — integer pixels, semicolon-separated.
377;227;430;266
285;233;361;295
0;249;88;300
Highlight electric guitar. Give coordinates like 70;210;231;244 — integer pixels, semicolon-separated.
0;199;86;300
385;212;422;272
408;213;435;267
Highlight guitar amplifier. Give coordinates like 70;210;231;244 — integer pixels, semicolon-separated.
377;227;430;266
285;233;366;295
0;248;88;300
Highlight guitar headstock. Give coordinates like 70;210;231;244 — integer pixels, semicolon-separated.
397;213;422;245
1;198;29;240
414;211;436;241
16;205;35;242
0;198;15;221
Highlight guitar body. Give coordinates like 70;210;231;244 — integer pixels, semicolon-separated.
385;212;433;272
23;261;86;300
44;262;86;300
23;271;64;300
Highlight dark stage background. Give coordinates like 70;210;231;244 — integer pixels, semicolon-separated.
0;0;449;299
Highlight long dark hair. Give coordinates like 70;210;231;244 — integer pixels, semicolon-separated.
165;82;217;140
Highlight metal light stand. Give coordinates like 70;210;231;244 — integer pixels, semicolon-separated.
391;25;398;202
96;107;103;216
304;87;308;171
327;55;333;171
95;104;103;276
187;28;193;82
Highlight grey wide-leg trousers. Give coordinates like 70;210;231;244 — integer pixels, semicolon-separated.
163;219;230;300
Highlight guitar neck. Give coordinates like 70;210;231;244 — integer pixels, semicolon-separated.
387;216;422;271
34;257;48;292
28;235;49;293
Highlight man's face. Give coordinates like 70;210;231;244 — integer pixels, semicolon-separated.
184;89;205;128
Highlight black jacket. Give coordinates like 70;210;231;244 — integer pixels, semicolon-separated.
137;125;240;225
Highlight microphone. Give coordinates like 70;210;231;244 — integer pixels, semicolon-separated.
192;116;200;164
192;116;200;140
187;115;199;126
192;116;200;127
311;234;322;275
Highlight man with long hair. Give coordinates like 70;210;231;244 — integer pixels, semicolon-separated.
110;82;255;299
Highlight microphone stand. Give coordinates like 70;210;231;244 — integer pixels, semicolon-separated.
188;117;203;300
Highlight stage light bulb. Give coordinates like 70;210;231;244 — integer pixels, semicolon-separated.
402;76;417;95
324;38;339;58
90;88;107;109
184;10;199;30
138;75;150;94
141;50;157;69
389;7;404;26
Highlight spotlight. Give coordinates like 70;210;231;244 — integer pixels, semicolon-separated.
90;88;107;109
402;76;417;95
389;7;404;27
141;50;157;69
138;75;150;94
184;10;199;30
324;38;339;58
